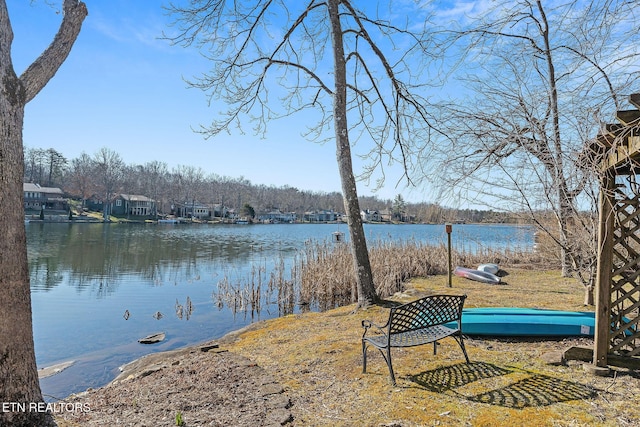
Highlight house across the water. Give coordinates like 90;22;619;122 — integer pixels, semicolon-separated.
23;183;68;212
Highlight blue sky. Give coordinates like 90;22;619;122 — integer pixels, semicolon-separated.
9;0;435;204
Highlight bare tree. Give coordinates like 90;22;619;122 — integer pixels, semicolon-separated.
141;160;169;218
94;147;125;221
67;151;95;210
24;147;46;184
23;146;67;186
0;1;87;425
166;0;438;307
428;0;640;300
171;165;206;218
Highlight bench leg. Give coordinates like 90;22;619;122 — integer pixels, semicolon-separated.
455;334;470;363
385;347;397;386
367;338;468;386
362;340;368;373
363;342;396;385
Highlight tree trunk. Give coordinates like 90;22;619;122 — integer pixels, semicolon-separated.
557;196;571;277
537;0;575;278
327;0;378;308
0;75;56;427
584;283;595;306
0;1;87;425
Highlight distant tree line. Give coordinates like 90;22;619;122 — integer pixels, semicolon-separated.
23;145;524;224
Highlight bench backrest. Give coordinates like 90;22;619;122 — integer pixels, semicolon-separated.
388;294;466;334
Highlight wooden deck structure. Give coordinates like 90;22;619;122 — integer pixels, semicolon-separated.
592;93;640;369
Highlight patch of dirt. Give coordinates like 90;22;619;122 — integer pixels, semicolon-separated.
55;344;292;427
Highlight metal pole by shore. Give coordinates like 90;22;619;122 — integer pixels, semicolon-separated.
446;223;452;287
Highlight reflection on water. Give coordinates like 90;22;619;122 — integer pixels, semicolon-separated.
29;223;302;293
28;222;533;400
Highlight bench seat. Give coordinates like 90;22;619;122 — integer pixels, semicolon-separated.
366;324;461;348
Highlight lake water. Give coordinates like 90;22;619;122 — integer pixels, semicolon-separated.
28;222;534;400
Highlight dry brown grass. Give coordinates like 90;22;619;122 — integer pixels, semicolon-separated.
221;268;640;427
216;240;549;316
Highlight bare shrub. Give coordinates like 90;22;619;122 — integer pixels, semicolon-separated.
214;239;542;315
294;239;541;311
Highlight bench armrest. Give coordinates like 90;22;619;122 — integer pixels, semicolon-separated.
362;319;388;339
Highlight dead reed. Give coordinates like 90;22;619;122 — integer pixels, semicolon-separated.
213;239;548;316
213;263;267;319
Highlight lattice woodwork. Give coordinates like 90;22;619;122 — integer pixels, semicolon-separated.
610;178;640;356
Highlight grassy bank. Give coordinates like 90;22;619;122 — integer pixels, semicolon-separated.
220;269;638;426
55;268;639;426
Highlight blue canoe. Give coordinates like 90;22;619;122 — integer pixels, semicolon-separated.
445;307;595;337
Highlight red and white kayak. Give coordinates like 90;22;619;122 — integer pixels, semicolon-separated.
454;266;501;285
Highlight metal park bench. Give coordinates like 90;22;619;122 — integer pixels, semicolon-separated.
361;294;470;385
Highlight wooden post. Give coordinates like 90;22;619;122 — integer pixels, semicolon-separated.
594;170;615;368
446;223;453;288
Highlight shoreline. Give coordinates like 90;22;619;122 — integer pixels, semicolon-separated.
26;214;532;226
40;319;268;398
110;320;265;386
38;361;76;380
